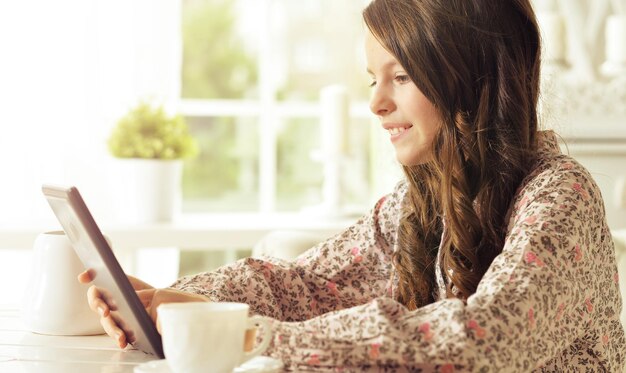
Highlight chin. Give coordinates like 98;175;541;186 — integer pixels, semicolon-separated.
395;151;429;167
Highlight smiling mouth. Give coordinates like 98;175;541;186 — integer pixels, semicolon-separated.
387;125;412;136
388;127;407;135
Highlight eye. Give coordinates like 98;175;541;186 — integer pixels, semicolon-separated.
368;79;377;88
395;74;411;84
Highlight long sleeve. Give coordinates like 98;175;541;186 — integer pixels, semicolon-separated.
262;157;626;371
170;182;407;321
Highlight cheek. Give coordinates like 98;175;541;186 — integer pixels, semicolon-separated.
405;88;439;127
411;101;440;140
418;97;438;120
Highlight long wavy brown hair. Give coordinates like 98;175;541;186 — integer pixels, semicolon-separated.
363;0;541;309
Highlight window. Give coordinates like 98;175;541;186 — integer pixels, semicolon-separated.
179;0;391;214
0;0;402;226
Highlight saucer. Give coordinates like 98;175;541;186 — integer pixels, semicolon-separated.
134;360;170;373
134;356;284;373
234;356;284;372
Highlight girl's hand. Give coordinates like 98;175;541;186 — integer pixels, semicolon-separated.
135;288;210;334
78;270;207;348
78;269;154;348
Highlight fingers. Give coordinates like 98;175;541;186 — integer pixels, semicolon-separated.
99;314;127;349
136;289;160;324
82;276;135;351
136;289;157;309
136;289;163;323
87;285;110;317
128;275;154;291
147;290;162;324
142;289;210;324
77;269;95;284
134;288;213;338
138;289;177;323
79;270;154;292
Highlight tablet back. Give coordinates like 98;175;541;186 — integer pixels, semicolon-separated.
42;185;164;358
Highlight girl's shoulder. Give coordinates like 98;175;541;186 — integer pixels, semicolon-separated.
513;131;600;205
524;151;598;199
510;145;604;225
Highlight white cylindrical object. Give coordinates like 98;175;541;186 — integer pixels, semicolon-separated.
23;231;104;336
158;302;272;373
606;15;626;63
109;158;182;224
319;85;349;213
536;12;565;62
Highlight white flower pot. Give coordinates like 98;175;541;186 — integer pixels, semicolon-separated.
109;158;183;224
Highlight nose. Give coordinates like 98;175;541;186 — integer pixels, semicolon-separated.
369;85;395;117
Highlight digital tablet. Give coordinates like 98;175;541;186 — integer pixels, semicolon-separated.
42;184;164;358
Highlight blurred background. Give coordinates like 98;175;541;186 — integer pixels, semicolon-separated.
0;0;392;222
0;0;625;305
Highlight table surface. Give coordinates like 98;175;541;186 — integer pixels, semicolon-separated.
0;306;157;373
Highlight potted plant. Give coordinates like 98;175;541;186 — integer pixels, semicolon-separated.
108;102;198;223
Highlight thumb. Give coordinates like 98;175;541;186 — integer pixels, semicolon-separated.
136;288;157;309
77;269;95;283
156;316;162;335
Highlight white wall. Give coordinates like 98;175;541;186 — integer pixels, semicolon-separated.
0;0;181;227
566;143;626;230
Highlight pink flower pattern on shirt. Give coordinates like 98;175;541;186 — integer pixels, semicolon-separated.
171;131;626;372
369;343;381;360
418;322;434;341
350;247;363;264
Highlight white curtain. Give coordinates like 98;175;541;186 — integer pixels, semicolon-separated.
0;0;181;226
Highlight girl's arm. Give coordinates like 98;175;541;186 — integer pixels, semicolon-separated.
170;182;407;321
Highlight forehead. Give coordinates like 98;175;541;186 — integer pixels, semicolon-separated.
365;30;401;72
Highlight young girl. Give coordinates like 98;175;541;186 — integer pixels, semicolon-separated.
82;0;626;370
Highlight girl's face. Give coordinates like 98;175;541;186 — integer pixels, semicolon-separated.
365;30;441;166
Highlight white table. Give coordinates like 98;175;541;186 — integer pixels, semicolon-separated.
0;306;158;372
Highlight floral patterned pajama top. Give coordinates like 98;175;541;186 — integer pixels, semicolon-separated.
171;131;626;372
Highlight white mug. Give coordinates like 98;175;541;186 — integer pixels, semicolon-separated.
23;231;104;335
158;302;272;373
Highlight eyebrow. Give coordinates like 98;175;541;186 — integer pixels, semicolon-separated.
366;60;402;75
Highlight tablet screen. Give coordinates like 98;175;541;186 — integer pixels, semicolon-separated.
42;185;164;358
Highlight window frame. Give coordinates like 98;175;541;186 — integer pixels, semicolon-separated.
179;0;374;213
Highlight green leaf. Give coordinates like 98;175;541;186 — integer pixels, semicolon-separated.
108;101;199;160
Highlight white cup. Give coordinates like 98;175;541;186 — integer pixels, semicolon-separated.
158;302;272;373
22;231;104;335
